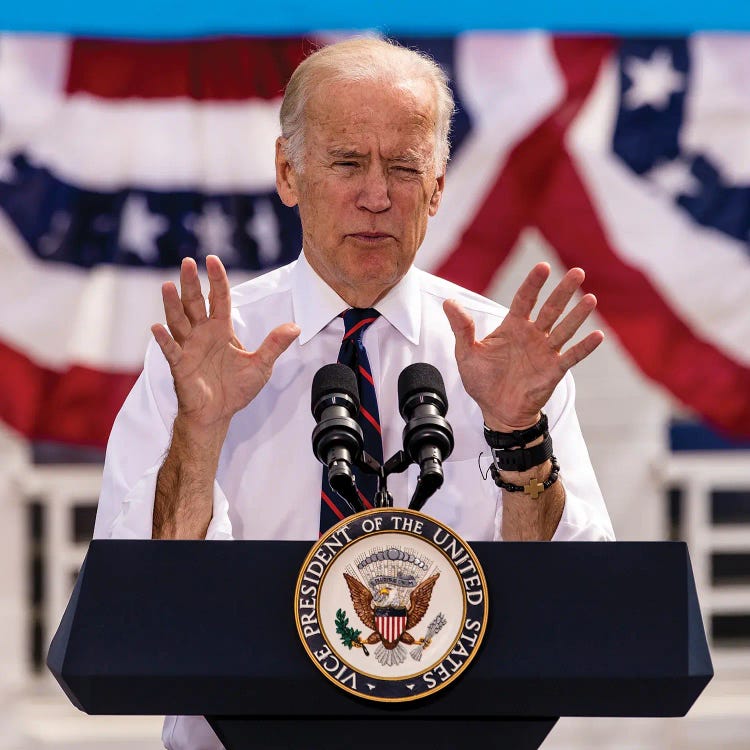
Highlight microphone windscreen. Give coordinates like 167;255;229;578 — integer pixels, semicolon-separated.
397;363;448;415
311;363;360;414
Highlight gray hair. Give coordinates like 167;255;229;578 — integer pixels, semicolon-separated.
279;37;455;175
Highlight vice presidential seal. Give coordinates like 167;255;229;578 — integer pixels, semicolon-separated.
294;509;488;702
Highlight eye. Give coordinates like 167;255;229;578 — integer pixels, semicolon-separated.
334;161;358;168
393;166;420;174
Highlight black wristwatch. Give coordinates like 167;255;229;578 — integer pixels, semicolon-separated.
491;433;553;472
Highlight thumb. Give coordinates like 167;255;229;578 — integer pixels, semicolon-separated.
443;299;476;355
254;322;301;370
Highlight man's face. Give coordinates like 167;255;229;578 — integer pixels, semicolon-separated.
276;77;445;307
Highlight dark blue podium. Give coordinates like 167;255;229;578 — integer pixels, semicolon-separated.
48;541;712;749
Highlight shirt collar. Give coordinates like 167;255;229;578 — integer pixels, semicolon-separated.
291;252;421;346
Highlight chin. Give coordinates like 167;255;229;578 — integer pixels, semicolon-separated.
351;261;400;287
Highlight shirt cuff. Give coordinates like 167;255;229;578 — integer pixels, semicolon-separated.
494;488;614;542
551;486;614;541
108;465;234;541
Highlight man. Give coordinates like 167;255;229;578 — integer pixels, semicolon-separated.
94;37;613;749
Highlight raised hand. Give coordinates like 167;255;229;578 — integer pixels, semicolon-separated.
151;255;300;438
443;263;604;431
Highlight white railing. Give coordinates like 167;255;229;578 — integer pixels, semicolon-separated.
19;454;750;678
661;452;750;673
21;464;102;675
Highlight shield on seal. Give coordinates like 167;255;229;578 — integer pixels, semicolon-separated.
375;607;408;644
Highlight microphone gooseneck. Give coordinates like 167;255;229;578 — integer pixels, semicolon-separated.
398;363;455;511
311;364;365;513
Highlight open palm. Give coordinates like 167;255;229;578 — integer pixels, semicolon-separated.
151;255;299;433
444;263;603;431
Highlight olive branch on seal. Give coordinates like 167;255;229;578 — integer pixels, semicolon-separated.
335;609;369;656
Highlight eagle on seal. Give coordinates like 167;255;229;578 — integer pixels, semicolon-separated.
343;572;440;651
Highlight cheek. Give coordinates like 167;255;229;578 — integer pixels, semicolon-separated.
301;194;338;236
397;182;433;215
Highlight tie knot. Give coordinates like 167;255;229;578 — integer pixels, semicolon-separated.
342;308;380;342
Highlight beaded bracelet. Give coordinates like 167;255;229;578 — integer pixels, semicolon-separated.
489;454;560;500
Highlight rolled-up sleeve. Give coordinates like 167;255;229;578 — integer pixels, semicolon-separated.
547;372;615;541
93;340;233;541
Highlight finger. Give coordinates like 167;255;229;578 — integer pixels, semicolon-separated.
151;324;183;368
179;257;208;326
508;263;551;319
161;282;191;345
559;330;605;371
534;267;586;333
206;255;232;320
547;293;597;351
443;299;476;355
252;322;301;371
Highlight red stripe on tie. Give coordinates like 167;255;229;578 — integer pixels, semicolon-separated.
321;490;345;521
358;489;373;509
359;366;374;386
360;406;381;434
344;317;377;340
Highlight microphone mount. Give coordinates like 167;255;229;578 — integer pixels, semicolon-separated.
311;362;454;512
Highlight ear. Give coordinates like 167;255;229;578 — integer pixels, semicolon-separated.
428;172;445;217
275;137;300;208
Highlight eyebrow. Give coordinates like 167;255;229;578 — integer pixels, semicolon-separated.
327;147;427;165
391;153;424;165
327;147;367;159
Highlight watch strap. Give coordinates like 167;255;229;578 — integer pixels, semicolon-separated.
491;433;553;472
484;412;549;449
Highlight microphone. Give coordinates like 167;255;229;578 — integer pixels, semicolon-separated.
311;364;365;513
398;363;455;511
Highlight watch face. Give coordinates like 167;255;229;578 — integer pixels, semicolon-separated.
492;434;554;472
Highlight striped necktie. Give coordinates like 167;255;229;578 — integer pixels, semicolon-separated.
319;308;383;533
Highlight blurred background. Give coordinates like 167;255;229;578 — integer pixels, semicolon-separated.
1;2;749;748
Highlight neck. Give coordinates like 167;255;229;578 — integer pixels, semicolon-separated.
303;254;401;309
338;287;388;309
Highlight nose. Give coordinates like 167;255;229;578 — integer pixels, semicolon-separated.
356;165;391;213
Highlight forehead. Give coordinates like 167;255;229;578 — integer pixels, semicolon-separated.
305;77;437;156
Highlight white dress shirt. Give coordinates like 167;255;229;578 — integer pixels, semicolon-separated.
93;252;614;749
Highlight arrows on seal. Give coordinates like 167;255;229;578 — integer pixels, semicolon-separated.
410;612;447;661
